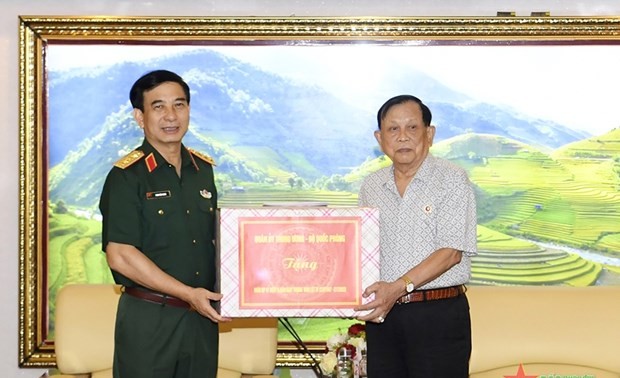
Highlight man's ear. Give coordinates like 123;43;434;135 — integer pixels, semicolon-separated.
133;108;144;128
374;130;382;145
426;125;436;146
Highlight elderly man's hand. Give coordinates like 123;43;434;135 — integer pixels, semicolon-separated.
353;280;403;323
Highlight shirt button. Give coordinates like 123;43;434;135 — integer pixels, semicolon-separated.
158;209;164;215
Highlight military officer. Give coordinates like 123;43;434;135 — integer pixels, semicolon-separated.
99;69;229;378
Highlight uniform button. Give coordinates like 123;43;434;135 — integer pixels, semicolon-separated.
209;207;213;212
186;209;190;215
195;271;200;276
158;209;164;215
192;240;197;244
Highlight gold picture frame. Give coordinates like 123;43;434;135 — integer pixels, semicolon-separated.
18;15;620;368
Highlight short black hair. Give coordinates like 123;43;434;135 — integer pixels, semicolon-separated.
376;94;432;129
129;70;190;111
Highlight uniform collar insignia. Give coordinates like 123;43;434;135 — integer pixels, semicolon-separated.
200;189;212;199
145;153;157;173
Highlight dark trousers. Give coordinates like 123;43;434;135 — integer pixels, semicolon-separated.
113;293;219;378
366;293;471;378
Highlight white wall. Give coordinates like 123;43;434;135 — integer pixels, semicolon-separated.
1;1;619;377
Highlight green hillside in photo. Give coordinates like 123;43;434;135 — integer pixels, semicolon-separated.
473;225;602;286
45;129;620;341
452;132;620;256
47;208;113;338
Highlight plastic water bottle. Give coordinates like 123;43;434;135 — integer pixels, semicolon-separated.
336;347;354;378
358;350;367;378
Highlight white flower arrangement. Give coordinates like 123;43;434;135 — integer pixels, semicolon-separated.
319;323;367;377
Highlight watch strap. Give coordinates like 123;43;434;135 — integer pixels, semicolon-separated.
400;275;415;293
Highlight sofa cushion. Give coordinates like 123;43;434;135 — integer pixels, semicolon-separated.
218;318;278;374
91;369;113;378
217;367;241;378
468;286;620;376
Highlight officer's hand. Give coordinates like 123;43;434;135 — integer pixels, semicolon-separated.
188;288;232;323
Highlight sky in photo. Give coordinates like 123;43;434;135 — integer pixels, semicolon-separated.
47;43;620;136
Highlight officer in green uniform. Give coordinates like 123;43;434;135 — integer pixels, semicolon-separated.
99;69;229;378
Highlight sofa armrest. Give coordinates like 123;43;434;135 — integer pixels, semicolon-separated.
55;284;120;374
218;318;278;375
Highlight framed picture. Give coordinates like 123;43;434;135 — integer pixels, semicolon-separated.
18;15;620;368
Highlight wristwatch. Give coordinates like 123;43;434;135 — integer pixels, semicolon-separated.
400;275;415;293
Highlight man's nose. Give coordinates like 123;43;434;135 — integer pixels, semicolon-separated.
163;108;177;120
398;129;410;141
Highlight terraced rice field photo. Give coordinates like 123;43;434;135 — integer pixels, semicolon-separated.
44;44;620;343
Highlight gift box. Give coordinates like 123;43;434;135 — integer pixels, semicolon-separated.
218;206;380;317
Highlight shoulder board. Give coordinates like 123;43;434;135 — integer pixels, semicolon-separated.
114;150;145;169
188;147;216;166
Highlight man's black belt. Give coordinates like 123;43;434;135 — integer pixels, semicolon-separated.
123;286;192;309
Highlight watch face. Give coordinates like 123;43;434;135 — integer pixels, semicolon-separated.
406;283;415;293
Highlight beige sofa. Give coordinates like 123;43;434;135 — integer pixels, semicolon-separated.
53;284;277;378
467;285;620;378
53;284;620;378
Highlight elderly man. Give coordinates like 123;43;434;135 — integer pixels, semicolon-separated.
355;94;477;377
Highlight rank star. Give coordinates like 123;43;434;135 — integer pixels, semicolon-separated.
504;364;538;378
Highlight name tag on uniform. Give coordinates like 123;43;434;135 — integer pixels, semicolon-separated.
146;190;171;200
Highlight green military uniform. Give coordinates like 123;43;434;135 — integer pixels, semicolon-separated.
99;139;218;378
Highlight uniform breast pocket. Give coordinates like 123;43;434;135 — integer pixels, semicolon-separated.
142;199;177;251
198;199;215;228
